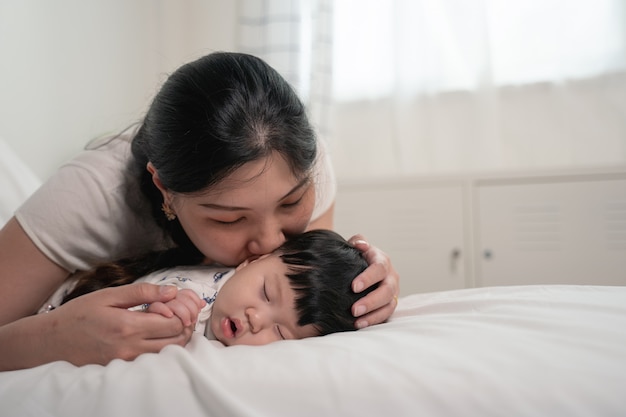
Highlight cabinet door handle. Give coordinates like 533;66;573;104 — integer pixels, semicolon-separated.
450;248;461;272
484;249;493;260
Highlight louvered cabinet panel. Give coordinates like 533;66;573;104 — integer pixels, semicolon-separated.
335;181;467;295
475;177;626;286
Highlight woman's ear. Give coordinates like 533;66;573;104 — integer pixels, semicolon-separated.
147;162;170;200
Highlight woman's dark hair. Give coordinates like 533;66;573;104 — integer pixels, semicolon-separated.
62;230;373;333
276;229;374;335
130;51;317;262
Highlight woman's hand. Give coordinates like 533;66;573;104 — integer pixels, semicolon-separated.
145;288;206;327
56;283;198;365
349;234;400;329
0;282;197;370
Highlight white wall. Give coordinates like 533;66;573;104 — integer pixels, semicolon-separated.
0;1;238;181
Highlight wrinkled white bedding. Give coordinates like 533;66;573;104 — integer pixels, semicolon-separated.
1;285;625;417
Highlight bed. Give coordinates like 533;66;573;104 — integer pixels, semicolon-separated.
1;285;626;417
1;140;626;416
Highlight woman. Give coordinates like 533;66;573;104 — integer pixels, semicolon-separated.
0;52;399;371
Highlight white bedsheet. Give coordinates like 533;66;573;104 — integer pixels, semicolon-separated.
1;285;625;417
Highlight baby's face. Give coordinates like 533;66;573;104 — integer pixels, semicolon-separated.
210;253;318;346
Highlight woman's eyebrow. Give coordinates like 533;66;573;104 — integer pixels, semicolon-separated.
199;203;248;211
199;179;310;211
279;178;309;201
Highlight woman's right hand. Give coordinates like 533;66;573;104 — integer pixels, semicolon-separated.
0;283;195;370
54;283;197;365
146;288;206;327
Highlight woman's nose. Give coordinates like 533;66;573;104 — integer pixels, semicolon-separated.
248;221;286;255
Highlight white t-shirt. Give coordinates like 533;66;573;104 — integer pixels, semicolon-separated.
16;132;336;272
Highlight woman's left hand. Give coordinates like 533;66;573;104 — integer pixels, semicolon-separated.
348;234;400;329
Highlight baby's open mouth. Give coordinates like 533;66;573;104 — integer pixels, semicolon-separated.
221;317;240;339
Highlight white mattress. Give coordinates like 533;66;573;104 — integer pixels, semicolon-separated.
1;284;625;417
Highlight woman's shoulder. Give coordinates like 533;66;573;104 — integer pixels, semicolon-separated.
79;126;138;167
15;126;164;272
311;136;337;220
84;124;138;150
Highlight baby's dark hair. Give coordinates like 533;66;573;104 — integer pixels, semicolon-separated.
276;229;373;335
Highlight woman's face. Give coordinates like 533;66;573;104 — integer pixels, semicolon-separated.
167;152;315;266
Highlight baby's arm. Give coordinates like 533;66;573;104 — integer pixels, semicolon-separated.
145;288;206;327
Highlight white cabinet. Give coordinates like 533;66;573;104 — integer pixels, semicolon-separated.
335;169;626;295
475;175;626;287
335;181;468;295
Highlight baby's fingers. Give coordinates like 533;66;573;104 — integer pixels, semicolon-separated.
163;299;194;327
145;302;174;318
175;289;206;325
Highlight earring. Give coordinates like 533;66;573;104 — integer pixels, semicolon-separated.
161;202;177;221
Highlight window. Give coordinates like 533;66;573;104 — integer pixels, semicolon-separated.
332;0;626;100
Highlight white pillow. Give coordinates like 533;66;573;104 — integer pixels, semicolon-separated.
0;138;41;226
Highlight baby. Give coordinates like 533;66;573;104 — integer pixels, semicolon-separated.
43;230;374;346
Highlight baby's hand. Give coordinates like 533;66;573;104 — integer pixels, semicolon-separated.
145;288;206;327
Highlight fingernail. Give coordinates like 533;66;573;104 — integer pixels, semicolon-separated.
355;320;369;329
354;305;366;316
353;281;364;292
354;239;369;247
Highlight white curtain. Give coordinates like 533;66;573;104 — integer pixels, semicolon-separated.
237;0;333;138
238;0;626;180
